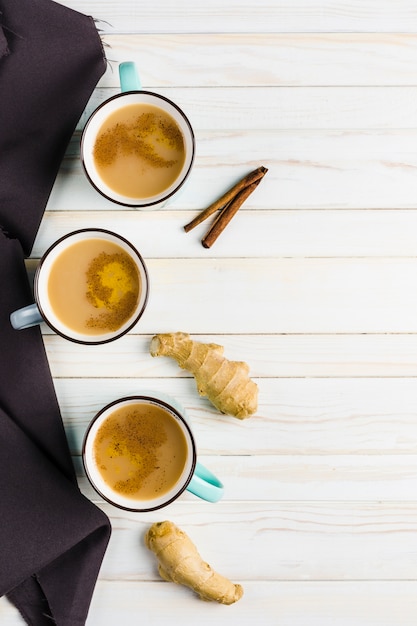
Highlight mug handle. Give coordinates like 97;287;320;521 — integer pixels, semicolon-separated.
186;461;224;503
10;303;43;330
119;62;141;93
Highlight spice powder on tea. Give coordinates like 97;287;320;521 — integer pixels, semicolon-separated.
92;104;186;199
85;250;140;332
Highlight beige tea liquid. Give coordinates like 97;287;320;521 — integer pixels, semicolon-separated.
93;103;186;198
47;238;140;335
93;402;188;501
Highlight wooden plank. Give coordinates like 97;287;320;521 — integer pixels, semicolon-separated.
27;500;417;581
80;581;417;626
140;257;417;334
45;128;417;212
57;0;417;33
96;34;417;88
24;257;417;334
43;332;417;379
78;86;417;131
34;208;417;259
0;582;280;626
3;580;417;626
56;377;417;456
73;454;417;503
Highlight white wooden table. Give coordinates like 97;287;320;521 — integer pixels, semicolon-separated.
4;1;417;624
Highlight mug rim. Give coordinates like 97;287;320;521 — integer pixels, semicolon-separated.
80;90;196;208
82;395;197;512
34;228;150;345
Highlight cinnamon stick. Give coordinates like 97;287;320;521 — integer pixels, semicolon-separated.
184;165;268;233
201;179;261;248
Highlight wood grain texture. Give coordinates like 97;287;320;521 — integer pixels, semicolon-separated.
3;0;417;625
54;376;417;456
78;86;417;131
57;0;417;33
46;128;417;212
26;257;417;334
4;580;417;625
42;332;417;379
96;34;417;87
73;454;417;503
33;206;417;257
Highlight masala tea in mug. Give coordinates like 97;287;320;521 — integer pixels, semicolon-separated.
83;394;224;510
83;396;199;511
47;237;140;335
9;229;150;344
93;401;189;501
93;103;186;199
81;87;195;209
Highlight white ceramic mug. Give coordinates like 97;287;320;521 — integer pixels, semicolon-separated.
83;393;224;512
10;228;149;344
81;62;195;208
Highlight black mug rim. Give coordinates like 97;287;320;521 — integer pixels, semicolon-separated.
82;395;197;512
80;90;196;207
34;228;150;345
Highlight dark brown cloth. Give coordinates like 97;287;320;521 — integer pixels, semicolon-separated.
0;0;107;255
0;1;111;624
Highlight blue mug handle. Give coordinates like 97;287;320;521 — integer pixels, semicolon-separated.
186;461;224;503
119;62;141;92
10;303;43;330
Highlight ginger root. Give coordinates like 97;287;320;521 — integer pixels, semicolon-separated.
145;520;243;604
149;332;258;419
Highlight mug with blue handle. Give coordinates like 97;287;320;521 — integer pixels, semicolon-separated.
82;393;224;511
81;62;195;208
9;228;149;344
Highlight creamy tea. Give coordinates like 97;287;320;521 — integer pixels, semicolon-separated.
93;103;186;198
47;238;140;335
93;402;188;501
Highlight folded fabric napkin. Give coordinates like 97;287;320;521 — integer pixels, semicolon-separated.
0;1;111;624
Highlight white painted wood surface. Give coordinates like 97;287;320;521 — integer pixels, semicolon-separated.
3;0;417;624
